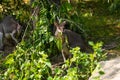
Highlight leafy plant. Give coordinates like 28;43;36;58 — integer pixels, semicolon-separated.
0;0;107;80
48;42;105;80
0;0;54;80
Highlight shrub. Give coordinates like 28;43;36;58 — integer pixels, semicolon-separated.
48;42;105;80
0;1;106;80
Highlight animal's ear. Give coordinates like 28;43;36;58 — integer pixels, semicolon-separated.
61;21;66;28
62;21;66;25
54;22;59;28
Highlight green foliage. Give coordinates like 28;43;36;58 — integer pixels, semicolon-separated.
108;0;120;12
48;42;105;80
0;0;108;80
0;0;30;23
2;45;51;80
55;33;63;51
0;0;54;80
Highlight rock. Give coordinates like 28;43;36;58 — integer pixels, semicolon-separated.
89;57;120;80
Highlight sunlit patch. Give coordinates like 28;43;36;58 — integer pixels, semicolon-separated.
23;0;30;4
0;4;3;12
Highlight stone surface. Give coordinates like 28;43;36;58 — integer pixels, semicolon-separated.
89;57;120;80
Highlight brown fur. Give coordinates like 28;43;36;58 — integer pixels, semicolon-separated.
54;21;88;62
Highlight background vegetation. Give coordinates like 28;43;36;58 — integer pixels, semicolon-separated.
0;0;120;80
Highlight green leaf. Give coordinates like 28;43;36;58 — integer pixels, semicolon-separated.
5;54;14;65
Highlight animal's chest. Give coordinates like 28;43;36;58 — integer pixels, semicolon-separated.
0;32;11;42
3;27;15;33
5;33;11;39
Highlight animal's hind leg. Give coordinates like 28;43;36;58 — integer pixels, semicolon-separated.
62;50;66;62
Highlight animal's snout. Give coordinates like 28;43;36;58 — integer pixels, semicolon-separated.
16;23;22;34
